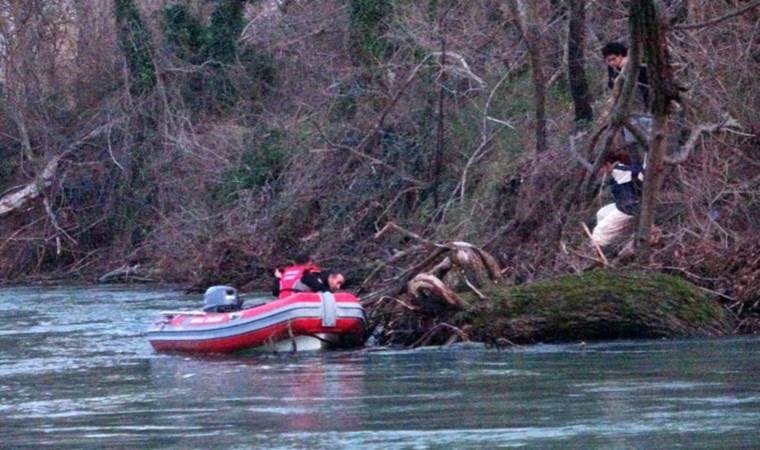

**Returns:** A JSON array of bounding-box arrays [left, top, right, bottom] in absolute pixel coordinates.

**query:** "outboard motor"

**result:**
[[203, 286, 242, 313]]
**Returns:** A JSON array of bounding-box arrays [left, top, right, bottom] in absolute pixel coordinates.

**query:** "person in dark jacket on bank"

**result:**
[[602, 41, 653, 156], [602, 41, 650, 108]]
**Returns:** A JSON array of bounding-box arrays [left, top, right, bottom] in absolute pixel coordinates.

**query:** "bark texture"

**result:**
[[566, 0, 593, 125], [510, 0, 548, 153], [630, 0, 681, 256]]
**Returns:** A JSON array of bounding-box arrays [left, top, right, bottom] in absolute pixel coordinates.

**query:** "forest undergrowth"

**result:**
[[0, 0, 758, 330]]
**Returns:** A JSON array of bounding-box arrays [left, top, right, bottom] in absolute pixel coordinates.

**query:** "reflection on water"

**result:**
[[1, 285, 760, 449], [148, 354, 366, 434]]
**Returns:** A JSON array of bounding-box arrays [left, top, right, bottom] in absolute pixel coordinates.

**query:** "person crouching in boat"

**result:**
[[296, 271, 345, 293], [272, 253, 321, 298]]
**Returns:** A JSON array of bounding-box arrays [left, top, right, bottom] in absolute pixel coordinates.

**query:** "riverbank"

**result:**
[[3, 261, 756, 345]]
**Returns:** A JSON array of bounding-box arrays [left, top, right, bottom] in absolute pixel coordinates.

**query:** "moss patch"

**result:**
[[463, 269, 732, 344]]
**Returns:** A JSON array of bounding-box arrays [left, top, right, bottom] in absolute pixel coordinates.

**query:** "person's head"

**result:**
[[326, 272, 345, 291], [602, 42, 628, 70], [601, 149, 631, 173], [293, 253, 312, 265]]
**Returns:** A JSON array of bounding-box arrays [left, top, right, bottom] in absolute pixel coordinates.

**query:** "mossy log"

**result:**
[[365, 237, 733, 347], [463, 270, 734, 345]]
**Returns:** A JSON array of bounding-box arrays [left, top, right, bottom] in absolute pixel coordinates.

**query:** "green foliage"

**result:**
[[206, 0, 247, 65], [201, 0, 247, 109], [349, 0, 394, 67], [161, 1, 275, 112], [163, 4, 208, 63], [238, 129, 285, 187], [0, 151, 15, 187], [239, 46, 277, 99], [328, 85, 359, 121], [215, 129, 286, 204], [114, 0, 156, 96]]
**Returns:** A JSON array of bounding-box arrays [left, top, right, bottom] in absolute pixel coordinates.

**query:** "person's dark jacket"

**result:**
[[609, 163, 644, 215], [272, 270, 331, 296], [272, 276, 281, 297], [298, 271, 331, 292], [608, 64, 650, 108]]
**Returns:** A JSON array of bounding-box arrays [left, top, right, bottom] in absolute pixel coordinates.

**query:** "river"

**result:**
[[1, 285, 758, 449]]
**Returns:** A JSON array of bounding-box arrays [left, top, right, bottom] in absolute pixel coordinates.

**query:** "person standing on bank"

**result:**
[[602, 41, 650, 108], [602, 41, 653, 161], [591, 150, 645, 248]]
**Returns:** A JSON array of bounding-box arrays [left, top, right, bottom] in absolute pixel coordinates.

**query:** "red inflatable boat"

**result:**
[[147, 291, 365, 353]]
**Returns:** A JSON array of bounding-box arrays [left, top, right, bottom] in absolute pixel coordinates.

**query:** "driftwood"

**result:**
[[407, 273, 466, 309], [392, 241, 501, 310], [369, 222, 502, 308], [0, 155, 64, 216], [98, 264, 157, 283], [364, 222, 506, 346], [364, 221, 733, 348], [0, 120, 117, 217]]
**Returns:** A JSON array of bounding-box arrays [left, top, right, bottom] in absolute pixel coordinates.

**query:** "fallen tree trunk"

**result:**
[[465, 270, 733, 345], [0, 121, 116, 217], [365, 227, 733, 347], [368, 268, 733, 347], [98, 264, 157, 283], [0, 155, 63, 216]]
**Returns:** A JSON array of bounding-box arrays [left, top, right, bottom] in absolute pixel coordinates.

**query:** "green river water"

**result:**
[[1, 285, 758, 449]]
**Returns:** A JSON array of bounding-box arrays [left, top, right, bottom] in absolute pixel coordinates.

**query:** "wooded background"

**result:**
[[0, 0, 757, 317]]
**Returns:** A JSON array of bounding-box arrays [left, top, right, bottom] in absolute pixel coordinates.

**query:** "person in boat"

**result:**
[[591, 150, 644, 248], [297, 270, 346, 293], [272, 253, 321, 298]]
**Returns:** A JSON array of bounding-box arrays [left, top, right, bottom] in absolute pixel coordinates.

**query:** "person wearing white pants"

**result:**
[[592, 202, 634, 247], [591, 152, 644, 247]]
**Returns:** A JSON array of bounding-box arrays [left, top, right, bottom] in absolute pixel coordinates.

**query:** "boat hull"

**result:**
[[147, 292, 365, 353]]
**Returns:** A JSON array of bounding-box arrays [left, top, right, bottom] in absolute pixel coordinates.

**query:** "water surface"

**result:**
[[1, 285, 758, 448]]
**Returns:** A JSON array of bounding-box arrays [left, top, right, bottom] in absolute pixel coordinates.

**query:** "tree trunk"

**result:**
[[510, 0, 548, 154], [630, 0, 681, 257], [348, 0, 393, 68], [433, 30, 446, 209], [566, 0, 593, 125]]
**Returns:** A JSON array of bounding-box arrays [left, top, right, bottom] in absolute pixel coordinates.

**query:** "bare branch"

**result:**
[[0, 154, 64, 216], [581, 222, 610, 267], [374, 221, 436, 247], [622, 117, 650, 147], [674, 1, 760, 30], [429, 51, 486, 87], [569, 131, 593, 171], [665, 117, 742, 164]]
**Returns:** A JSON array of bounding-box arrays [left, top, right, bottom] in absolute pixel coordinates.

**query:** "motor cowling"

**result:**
[[203, 286, 241, 313]]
